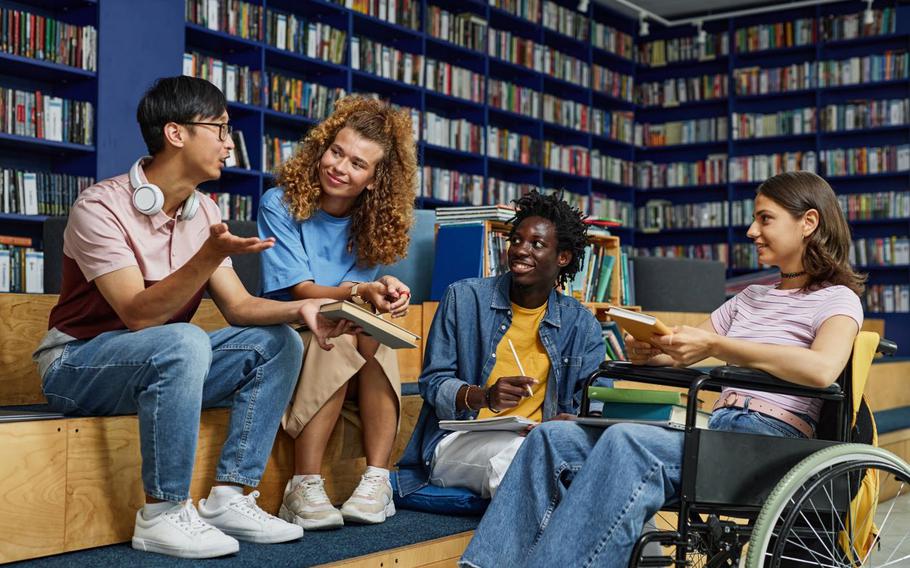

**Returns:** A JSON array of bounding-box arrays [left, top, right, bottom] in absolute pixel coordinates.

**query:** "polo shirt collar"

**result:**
[[492, 273, 562, 328]]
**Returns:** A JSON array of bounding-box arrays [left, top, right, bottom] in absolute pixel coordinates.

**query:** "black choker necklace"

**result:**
[[780, 270, 806, 279]]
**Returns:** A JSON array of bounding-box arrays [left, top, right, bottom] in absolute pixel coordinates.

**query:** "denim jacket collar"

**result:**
[[491, 273, 562, 330]]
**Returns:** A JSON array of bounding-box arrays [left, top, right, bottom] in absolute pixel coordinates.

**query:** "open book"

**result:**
[[317, 301, 419, 349], [606, 307, 671, 344], [439, 416, 537, 432]]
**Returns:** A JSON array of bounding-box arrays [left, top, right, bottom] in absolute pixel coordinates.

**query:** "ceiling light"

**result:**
[[639, 17, 649, 37], [577, 0, 589, 13], [696, 22, 706, 45], [863, 5, 875, 25]]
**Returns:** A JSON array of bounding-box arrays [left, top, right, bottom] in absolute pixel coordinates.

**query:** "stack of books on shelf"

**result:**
[[488, 28, 542, 71], [264, 11, 347, 65], [734, 62, 817, 96], [543, 142, 589, 176], [486, 179, 535, 205], [0, 235, 42, 293], [591, 152, 635, 186], [487, 79, 540, 118], [636, 73, 728, 107], [487, 126, 541, 166], [425, 59, 483, 103], [591, 21, 633, 60], [0, 7, 98, 71], [839, 191, 910, 222], [340, 0, 420, 30], [582, 387, 709, 429], [263, 134, 303, 173], [850, 236, 910, 267], [819, 51, 909, 87], [425, 7, 486, 52], [731, 242, 758, 270], [591, 109, 634, 144], [490, 0, 541, 23], [543, 95, 589, 132], [864, 285, 910, 314], [592, 64, 634, 102], [635, 117, 727, 147], [592, 195, 632, 227], [821, 145, 910, 177], [420, 167, 484, 205], [600, 320, 627, 361], [224, 131, 250, 170], [541, 48, 589, 87], [200, 192, 253, 221], [186, 0, 264, 41], [733, 18, 816, 53], [636, 33, 729, 66], [542, 1, 587, 41], [820, 7, 896, 41], [1, 169, 93, 216], [423, 112, 484, 154], [731, 107, 816, 139], [566, 236, 623, 304], [637, 200, 728, 232], [636, 244, 729, 266], [434, 205, 515, 227], [634, 155, 727, 190], [0, 88, 93, 145], [728, 151, 817, 182], [820, 99, 909, 132], [264, 73, 346, 120], [183, 52, 261, 105], [351, 37, 424, 86], [730, 199, 756, 226]]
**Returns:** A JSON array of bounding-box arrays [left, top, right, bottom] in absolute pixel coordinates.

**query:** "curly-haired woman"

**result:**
[[257, 96, 417, 529]]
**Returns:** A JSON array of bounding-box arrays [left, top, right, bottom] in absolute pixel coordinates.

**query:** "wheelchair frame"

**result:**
[[578, 337, 899, 568]]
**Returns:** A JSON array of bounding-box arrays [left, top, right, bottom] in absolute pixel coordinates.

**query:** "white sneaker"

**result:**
[[198, 490, 304, 544], [279, 477, 344, 530], [340, 472, 396, 524], [132, 499, 239, 559]]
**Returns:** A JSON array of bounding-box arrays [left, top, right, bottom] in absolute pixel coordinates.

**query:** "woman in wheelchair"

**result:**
[[459, 171, 871, 568]]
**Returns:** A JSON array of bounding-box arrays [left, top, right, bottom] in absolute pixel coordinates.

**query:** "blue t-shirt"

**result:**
[[258, 187, 378, 301]]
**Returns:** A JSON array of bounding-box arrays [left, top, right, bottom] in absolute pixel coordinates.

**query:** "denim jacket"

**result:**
[[395, 274, 607, 497]]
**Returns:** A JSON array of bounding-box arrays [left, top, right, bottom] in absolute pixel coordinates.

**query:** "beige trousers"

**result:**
[[282, 331, 402, 440]]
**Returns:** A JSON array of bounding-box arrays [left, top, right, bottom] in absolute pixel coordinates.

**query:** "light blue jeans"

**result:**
[[460, 405, 807, 568], [41, 323, 303, 501]]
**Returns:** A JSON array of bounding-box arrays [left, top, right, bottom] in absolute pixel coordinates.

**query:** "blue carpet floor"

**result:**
[[12, 510, 480, 567]]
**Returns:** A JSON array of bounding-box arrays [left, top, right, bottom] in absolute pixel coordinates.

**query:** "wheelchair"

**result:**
[[579, 331, 910, 568]]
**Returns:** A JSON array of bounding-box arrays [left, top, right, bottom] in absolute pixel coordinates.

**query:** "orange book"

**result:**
[[607, 307, 672, 344], [0, 235, 33, 247]]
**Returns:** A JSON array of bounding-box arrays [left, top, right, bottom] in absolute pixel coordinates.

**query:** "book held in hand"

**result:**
[[317, 300, 419, 349], [607, 306, 672, 344], [439, 416, 537, 432]]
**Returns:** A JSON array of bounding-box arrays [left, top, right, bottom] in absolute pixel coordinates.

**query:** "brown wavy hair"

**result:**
[[277, 96, 417, 267], [756, 171, 866, 295]]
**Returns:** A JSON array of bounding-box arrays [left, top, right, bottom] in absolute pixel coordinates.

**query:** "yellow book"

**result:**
[[606, 306, 672, 344], [317, 300, 419, 349]]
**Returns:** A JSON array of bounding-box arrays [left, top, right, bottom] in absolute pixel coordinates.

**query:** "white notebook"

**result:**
[[439, 416, 537, 432]]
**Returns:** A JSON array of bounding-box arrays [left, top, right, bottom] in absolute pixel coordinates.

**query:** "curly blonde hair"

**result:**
[[277, 96, 417, 267]]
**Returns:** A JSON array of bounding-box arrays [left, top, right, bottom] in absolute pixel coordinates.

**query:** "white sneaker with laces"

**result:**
[[198, 490, 304, 543], [132, 499, 239, 559], [340, 471, 396, 524], [279, 477, 344, 530]]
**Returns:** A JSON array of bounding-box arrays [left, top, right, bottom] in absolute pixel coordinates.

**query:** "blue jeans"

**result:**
[[41, 323, 303, 501], [460, 406, 806, 568]]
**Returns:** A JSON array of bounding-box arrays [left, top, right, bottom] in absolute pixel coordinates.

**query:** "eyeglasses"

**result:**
[[181, 121, 233, 141]]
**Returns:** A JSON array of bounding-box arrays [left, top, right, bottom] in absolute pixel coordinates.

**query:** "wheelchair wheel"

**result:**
[[745, 444, 910, 567]]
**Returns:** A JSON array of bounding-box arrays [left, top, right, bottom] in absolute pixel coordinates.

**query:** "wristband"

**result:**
[[485, 388, 501, 413], [462, 385, 474, 411]]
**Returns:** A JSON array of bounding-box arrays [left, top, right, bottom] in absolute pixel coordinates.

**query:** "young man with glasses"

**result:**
[[34, 76, 349, 559]]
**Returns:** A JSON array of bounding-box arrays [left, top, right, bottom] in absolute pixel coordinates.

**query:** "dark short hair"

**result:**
[[136, 76, 227, 154], [510, 189, 589, 287]]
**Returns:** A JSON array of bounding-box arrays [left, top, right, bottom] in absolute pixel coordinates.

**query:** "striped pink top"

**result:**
[[710, 284, 864, 421]]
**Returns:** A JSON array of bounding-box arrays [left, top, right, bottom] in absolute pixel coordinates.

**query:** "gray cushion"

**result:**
[[631, 256, 726, 313]]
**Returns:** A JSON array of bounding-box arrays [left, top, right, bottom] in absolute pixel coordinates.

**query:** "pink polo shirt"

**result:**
[[33, 162, 230, 376]]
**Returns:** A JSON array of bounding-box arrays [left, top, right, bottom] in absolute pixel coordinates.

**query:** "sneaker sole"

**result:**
[[131, 536, 239, 558], [217, 523, 304, 544], [341, 500, 396, 525], [279, 503, 344, 531]]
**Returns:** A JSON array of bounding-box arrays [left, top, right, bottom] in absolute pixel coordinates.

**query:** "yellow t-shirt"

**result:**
[[477, 302, 551, 423]]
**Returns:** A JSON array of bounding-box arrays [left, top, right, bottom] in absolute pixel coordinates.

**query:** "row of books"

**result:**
[[264, 12, 346, 65], [423, 112, 484, 155], [338, 0, 420, 30], [863, 285, 910, 314], [0, 88, 93, 145], [486, 178, 534, 206], [488, 27, 540, 70], [592, 64, 635, 103], [425, 59, 484, 104], [200, 192, 253, 221], [592, 110, 634, 145], [850, 236, 910, 267], [0, 8, 97, 71], [486, 231, 509, 277], [0, 241, 42, 293], [636, 33, 729, 67], [542, 142, 589, 176], [730, 199, 756, 227], [820, 145, 910, 177], [600, 321, 628, 362], [490, 0, 541, 24], [637, 200, 728, 232], [636, 73, 728, 108], [264, 74, 345, 121], [733, 18, 817, 53], [262, 134, 302, 173], [425, 7, 486, 53], [540, 48, 590, 87], [731, 108, 817, 140], [734, 62, 816, 96], [634, 117, 728, 148], [434, 204, 514, 226], [350, 36, 423, 86], [729, 151, 818, 183], [592, 21, 634, 60], [543, 95, 589, 133], [592, 195, 633, 226], [488, 79, 540, 118], [185, 0, 264, 41], [839, 191, 910, 222], [486, 126, 541, 166], [566, 237, 620, 303], [419, 167, 484, 205], [820, 8, 896, 41], [0, 169, 93, 216], [635, 243, 729, 266], [542, 1, 588, 42], [818, 51, 909, 87], [635, 155, 727, 190], [732, 242, 761, 270], [590, 151, 634, 186], [583, 386, 711, 429], [547, 187, 588, 213], [182, 52, 262, 106], [820, 99, 909, 132], [224, 131, 251, 170]]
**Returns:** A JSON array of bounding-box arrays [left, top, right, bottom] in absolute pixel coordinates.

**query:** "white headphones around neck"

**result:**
[[129, 156, 199, 220]]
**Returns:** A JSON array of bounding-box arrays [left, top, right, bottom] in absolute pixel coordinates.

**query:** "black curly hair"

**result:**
[[510, 189, 589, 287]]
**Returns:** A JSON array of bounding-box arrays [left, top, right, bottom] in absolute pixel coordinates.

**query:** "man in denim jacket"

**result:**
[[396, 191, 607, 501]]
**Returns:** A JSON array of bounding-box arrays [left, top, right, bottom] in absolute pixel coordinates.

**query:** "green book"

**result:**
[[588, 387, 684, 406], [594, 254, 615, 303]]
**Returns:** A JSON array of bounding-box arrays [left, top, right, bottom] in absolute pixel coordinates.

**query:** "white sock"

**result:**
[[142, 500, 181, 520], [205, 485, 244, 510], [364, 466, 390, 479], [292, 474, 322, 488]]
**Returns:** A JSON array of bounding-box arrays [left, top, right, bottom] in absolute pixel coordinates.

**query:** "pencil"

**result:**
[[507, 339, 535, 398]]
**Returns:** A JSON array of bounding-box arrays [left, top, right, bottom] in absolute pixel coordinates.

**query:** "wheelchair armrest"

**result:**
[[879, 338, 898, 357], [596, 360, 710, 390], [709, 366, 842, 400]]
